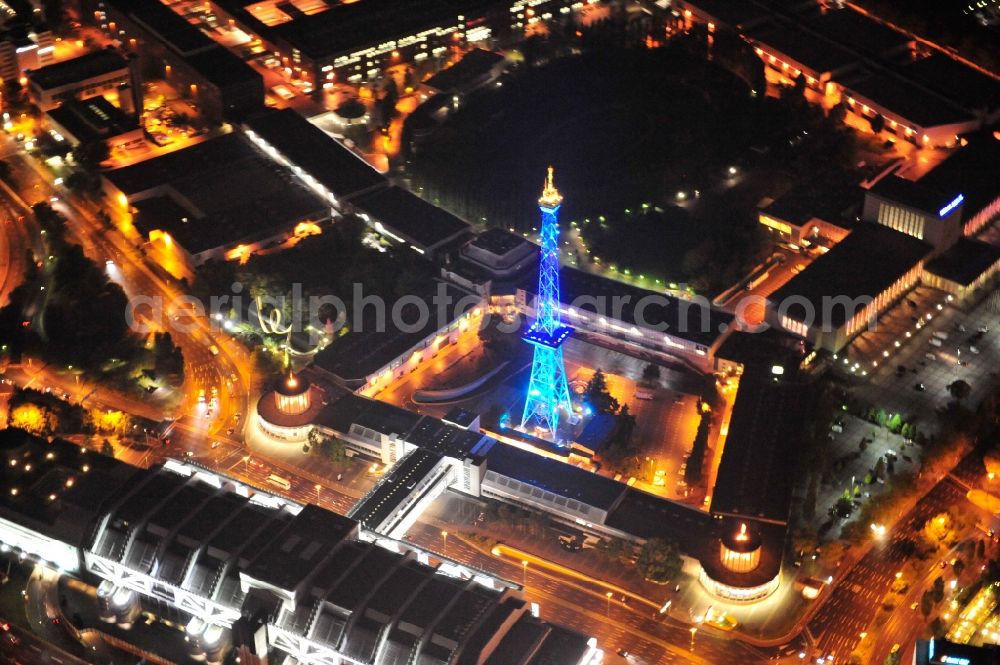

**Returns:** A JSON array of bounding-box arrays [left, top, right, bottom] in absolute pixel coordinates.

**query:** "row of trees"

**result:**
[[7, 387, 132, 437], [586, 370, 638, 457]]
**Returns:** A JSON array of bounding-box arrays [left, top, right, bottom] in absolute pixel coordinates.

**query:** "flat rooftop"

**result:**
[[353, 186, 471, 251], [603, 487, 713, 556], [709, 371, 810, 524], [108, 0, 262, 94], [924, 238, 1000, 287], [901, 53, 1000, 115], [679, 0, 772, 28], [315, 392, 422, 439], [47, 96, 138, 144], [350, 449, 443, 529], [244, 108, 388, 201], [246, 504, 357, 591], [0, 429, 138, 540], [405, 416, 495, 459], [110, 0, 215, 55], [216, 0, 490, 61], [424, 48, 504, 93], [917, 133, 1000, 221], [747, 19, 859, 74], [106, 132, 328, 253], [868, 174, 958, 216], [763, 170, 862, 227], [310, 282, 476, 382], [485, 443, 626, 512], [555, 267, 734, 348], [468, 227, 534, 257], [769, 223, 931, 327], [840, 68, 973, 128], [28, 49, 127, 91], [800, 6, 910, 59]]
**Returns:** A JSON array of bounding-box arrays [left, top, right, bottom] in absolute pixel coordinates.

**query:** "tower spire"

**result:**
[[539, 166, 562, 208], [521, 168, 573, 441]]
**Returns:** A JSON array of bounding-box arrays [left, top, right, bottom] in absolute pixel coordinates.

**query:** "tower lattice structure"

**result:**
[[520, 167, 573, 440]]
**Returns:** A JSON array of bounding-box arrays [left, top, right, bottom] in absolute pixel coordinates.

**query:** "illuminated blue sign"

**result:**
[[941, 657, 971, 665], [939, 194, 964, 218]]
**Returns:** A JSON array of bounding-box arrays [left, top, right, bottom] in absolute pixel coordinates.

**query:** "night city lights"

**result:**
[[0, 1, 998, 665]]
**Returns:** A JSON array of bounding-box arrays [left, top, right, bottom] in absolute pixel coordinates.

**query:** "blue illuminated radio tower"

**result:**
[[521, 167, 573, 440]]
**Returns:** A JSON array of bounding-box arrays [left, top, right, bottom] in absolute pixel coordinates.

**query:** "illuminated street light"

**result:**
[[605, 591, 612, 617], [521, 560, 528, 587], [441, 530, 448, 558]]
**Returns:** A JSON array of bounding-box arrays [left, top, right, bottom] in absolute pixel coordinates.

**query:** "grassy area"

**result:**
[[0, 556, 33, 629], [408, 44, 855, 293]]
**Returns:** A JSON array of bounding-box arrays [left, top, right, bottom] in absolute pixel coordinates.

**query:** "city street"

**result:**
[[404, 519, 769, 665], [807, 450, 988, 663], [0, 138, 254, 444]]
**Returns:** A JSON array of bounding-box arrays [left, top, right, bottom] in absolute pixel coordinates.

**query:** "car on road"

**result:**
[[914, 383, 925, 392], [210, 441, 220, 449], [970, 346, 980, 354], [891, 644, 900, 654]]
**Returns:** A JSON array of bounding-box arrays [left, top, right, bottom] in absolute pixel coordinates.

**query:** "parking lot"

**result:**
[[849, 290, 1000, 432]]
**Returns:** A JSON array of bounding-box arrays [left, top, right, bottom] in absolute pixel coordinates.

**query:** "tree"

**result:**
[[635, 538, 682, 583], [610, 404, 637, 452], [835, 496, 854, 518], [869, 113, 885, 135], [310, 428, 349, 466], [585, 370, 619, 415], [923, 512, 956, 550], [684, 412, 711, 484], [977, 540, 987, 560], [887, 413, 902, 433], [152, 332, 184, 382], [884, 651, 901, 665], [932, 576, 945, 603], [72, 141, 110, 170], [100, 439, 114, 458], [953, 558, 965, 578], [599, 536, 629, 562], [948, 380, 972, 401], [920, 590, 933, 617], [9, 403, 57, 435], [829, 102, 847, 124], [874, 456, 886, 481], [641, 363, 660, 383]]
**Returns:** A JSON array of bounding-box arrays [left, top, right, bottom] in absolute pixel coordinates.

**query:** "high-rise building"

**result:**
[[521, 167, 573, 441]]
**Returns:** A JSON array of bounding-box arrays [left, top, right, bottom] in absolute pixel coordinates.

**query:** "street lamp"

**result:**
[[689, 626, 697, 648], [315, 483, 321, 503], [605, 591, 612, 617], [242, 456, 249, 474], [441, 530, 448, 557], [521, 560, 528, 587]]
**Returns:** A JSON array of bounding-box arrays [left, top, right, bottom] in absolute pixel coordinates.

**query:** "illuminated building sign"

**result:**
[[939, 194, 964, 218], [940, 657, 970, 665]]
